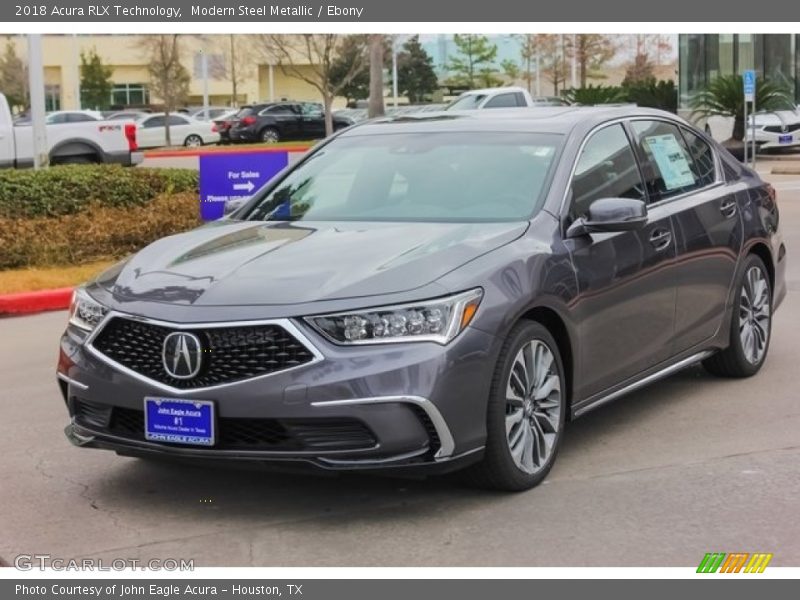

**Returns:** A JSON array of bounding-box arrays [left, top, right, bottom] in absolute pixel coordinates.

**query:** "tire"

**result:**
[[466, 320, 567, 491], [53, 154, 97, 165], [260, 127, 280, 143], [184, 134, 203, 148], [703, 254, 772, 378]]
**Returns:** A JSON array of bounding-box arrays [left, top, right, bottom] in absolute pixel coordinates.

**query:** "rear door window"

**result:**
[[680, 128, 717, 187], [630, 120, 704, 201], [484, 93, 518, 109]]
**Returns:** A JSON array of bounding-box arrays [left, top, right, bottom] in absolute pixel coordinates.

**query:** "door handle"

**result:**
[[720, 199, 738, 218], [649, 228, 672, 251]]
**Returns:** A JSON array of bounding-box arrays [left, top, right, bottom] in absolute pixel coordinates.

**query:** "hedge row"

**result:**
[[0, 192, 201, 270], [0, 165, 198, 219]]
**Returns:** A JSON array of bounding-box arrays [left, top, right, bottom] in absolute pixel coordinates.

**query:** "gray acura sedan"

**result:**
[[58, 107, 786, 491]]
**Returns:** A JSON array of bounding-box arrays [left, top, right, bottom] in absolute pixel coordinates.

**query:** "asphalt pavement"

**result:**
[[1, 170, 799, 567]]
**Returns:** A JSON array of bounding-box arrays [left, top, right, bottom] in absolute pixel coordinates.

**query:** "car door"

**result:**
[[167, 115, 191, 145], [138, 116, 166, 148], [261, 104, 300, 139], [629, 119, 743, 352], [299, 102, 326, 138], [563, 122, 678, 400]]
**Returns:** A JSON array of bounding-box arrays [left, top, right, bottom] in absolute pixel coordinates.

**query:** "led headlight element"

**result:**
[[68, 288, 108, 331], [306, 288, 483, 345]]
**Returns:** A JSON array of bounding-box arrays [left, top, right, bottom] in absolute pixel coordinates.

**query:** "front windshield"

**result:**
[[243, 131, 561, 223], [446, 94, 486, 110]]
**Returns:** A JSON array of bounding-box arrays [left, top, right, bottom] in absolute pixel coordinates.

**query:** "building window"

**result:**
[[762, 35, 794, 91], [679, 34, 705, 106], [110, 83, 150, 108], [45, 85, 61, 111]]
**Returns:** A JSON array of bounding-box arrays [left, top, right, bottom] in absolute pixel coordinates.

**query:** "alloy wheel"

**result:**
[[739, 265, 771, 364], [505, 340, 562, 474]]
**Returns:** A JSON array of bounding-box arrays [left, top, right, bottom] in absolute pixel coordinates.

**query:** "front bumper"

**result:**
[[750, 130, 800, 150], [57, 313, 498, 473]]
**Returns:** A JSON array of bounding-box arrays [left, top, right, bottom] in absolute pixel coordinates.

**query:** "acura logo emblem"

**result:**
[[162, 332, 203, 379]]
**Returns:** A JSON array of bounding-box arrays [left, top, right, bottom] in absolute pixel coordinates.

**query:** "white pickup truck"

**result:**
[[0, 93, 142, 168], [446, 87, 570, 110]]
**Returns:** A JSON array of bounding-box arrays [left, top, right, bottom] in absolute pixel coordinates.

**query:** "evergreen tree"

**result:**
[[80, 48, 113, 110], [0, 39, 28, 111], [329, 34, 370, 105], [397, 35, 438, 103], [446, 34, 498, 89]]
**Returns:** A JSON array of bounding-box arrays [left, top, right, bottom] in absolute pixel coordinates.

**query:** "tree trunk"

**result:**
[[368, 34, 385, 119], [230, 35, 238, 107], [165, 109, 172, 147], [323, 93, 334, 137]]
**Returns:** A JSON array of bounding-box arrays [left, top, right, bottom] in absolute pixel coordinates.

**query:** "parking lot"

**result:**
[[1, 168, 799, 568]]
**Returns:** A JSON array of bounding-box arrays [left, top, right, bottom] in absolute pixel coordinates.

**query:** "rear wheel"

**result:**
[[260, 127, 280, 143], [466, 321, 566, 491], [184, 134, 203, 147], [703, 254, 772, 377]]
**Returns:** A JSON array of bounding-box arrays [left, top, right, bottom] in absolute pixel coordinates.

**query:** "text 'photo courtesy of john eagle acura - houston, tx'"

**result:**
[[57, 106, 786, 491]]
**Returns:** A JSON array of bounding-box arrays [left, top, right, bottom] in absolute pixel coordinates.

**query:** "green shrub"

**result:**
[[624, 78, 678, 113], [0, 165, 198, 218], [564, 84, 627, 105], [0, 192, 201, 269]]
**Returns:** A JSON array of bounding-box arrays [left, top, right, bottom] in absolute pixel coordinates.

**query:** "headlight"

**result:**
[[68, 288, 108, 331], [306, 288, 483, 345]]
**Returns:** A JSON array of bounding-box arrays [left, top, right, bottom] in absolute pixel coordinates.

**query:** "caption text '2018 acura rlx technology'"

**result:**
[[58, 107, 786, 491]]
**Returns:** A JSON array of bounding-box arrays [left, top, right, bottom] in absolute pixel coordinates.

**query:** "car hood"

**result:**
[[753, 110, 800, 126], [98, 220, 528, 306]]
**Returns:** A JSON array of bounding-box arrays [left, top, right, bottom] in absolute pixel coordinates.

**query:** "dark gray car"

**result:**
[[58, 107, 787, 491]]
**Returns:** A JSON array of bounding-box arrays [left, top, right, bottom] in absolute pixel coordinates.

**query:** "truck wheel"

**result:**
[[53, 155, 97, 165], [260, 127, 280, 143]]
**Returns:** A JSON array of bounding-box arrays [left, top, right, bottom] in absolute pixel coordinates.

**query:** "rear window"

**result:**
[[235, 106, 256, 118], [243, 131, 562, 223], [447, 94, 486, 110]]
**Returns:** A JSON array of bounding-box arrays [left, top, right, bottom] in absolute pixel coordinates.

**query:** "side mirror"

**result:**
[[566, 197, 648, 237]]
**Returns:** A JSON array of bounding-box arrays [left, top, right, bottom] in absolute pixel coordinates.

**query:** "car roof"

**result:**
[[458, 87, 529, 96], [337, 106, 687, 137]]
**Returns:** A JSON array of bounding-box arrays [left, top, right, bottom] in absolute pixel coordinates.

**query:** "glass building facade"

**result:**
[[679, 34, 800, 107]]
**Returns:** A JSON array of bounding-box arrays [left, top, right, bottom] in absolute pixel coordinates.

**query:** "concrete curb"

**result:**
[[771, 166, 800, 175], [144, 145, 312, 158], [0, 287, 73, 316]]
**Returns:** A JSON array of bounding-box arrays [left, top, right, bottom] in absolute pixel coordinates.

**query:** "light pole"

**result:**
[[391, 36, 399, 108], [27, 34, 48, 169]]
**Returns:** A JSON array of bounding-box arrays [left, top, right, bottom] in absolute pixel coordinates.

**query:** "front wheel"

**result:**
[[466, 321, 566, 491], [703, 254, 772, 377]]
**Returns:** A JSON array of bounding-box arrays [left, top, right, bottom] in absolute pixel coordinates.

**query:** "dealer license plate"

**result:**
[[144, 397, 215, 446]]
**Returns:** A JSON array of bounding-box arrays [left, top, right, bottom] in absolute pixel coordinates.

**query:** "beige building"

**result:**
[[6, 34, 326, 111]]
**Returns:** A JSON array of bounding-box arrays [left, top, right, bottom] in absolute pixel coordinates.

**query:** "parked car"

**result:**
[[106, 110, 149, 121], [210, 109, 240, 145], [14, 109, 104, 125], [0, 93, 141, 166], [228, 101, 353, 143], [189, 106, 234, 121], [446, 86, 538, 110], [702, 109, 800, 152], [59, 107, 785, 491], [134, 112, 220, 148]]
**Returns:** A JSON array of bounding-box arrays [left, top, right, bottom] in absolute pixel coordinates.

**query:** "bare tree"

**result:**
[[138, 35, 190, 146], [573, 35, 617, 88], [534, 34, 569, 95], [259, 34, 367, 136], [517, 34, 537, 94], [367, 34, 385, 118]]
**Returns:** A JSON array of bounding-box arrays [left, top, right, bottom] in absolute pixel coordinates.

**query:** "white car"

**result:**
[[134, 112, 220, 148], [446, 87, 537, 110], [705, 110, 800, 151]]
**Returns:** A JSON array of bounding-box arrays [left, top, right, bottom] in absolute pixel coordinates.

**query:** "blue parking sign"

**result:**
[[743, 69, 756, 101], [199, 152, 289, 221]]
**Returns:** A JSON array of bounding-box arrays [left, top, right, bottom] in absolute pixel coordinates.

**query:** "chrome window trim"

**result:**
[[559, 115, 724, 220], [310, 395, 456, 460], [84, 310, 325, 396]]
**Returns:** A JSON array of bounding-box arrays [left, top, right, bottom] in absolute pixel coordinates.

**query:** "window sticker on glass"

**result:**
[[644, 134, 696, 191]]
